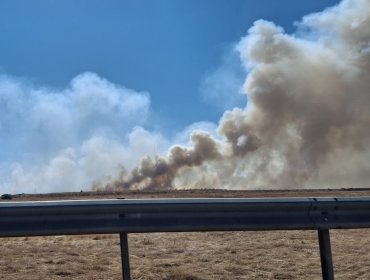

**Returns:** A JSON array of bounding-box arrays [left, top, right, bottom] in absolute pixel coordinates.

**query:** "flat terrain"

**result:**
[[1, 189, 370, 279]]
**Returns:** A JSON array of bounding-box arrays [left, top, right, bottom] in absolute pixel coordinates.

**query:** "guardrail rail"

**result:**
[[2, 197, 370, 279]]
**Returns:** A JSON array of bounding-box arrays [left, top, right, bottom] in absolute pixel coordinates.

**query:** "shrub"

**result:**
[[1, 194, 12, 200]]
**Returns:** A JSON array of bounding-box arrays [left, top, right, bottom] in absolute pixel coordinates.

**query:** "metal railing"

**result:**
[[2, 197, 370, 279]]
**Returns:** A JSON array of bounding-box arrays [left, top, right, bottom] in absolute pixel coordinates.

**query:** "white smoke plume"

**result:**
[[0, 73, 172, 193], [104, 0, 370, 190]]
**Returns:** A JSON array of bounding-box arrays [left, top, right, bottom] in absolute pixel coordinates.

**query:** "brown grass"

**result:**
[[1, 189, 370, 279]]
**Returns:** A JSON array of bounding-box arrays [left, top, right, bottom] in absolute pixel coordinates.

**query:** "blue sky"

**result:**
[[0, 0, 339, 130], [3, 0, 357, 193]]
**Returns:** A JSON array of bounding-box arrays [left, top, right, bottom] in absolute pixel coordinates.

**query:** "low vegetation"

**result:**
[[1, 194, 12, 200]]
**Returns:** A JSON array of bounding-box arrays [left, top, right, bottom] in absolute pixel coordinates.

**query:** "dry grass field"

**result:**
[[1, 189, 370, 279]]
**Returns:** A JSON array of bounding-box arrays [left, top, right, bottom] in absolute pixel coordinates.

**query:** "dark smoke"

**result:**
[[102, 132, 222, 190]]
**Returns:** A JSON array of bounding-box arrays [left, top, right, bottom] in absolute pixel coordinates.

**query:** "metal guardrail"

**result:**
[[1, 197, 370, 279]]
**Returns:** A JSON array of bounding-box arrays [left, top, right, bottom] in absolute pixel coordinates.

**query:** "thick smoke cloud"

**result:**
[[2, 0, 370, 193], [106, 0, 370, 190]]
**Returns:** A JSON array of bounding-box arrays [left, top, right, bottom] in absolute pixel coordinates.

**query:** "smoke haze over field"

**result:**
[[1, 0, 370, 193]]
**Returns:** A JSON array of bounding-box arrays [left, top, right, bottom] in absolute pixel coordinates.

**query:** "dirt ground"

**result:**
[[1, 189, 370, 279]]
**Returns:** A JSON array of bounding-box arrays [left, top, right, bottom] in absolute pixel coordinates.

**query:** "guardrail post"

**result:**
[[318, 229, 334, 280], [120, 233, 131, 280]]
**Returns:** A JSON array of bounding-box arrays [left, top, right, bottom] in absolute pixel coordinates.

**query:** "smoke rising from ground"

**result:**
[[2, 0, 370, 193], [104, 0, 370, 190], [0, 72, 218, 193]]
